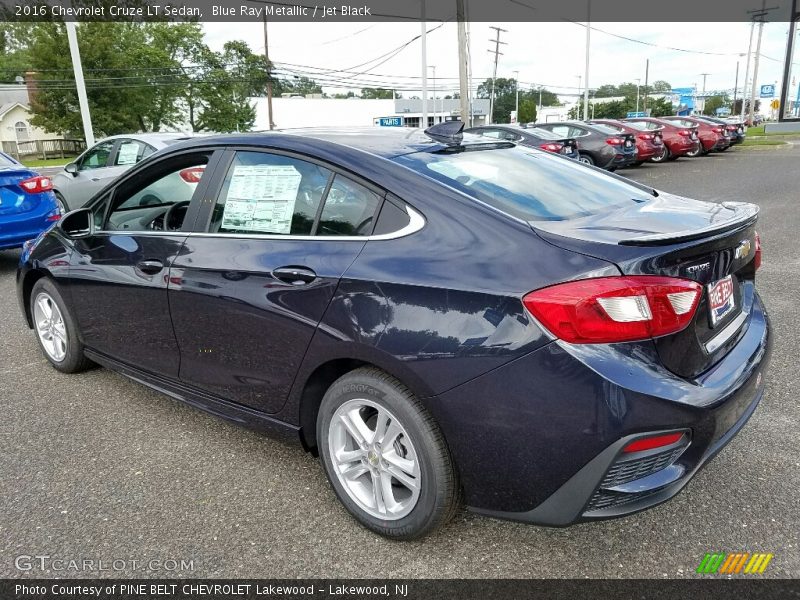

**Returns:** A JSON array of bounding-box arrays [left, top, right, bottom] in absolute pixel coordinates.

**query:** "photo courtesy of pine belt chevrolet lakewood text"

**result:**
[[17, 122, 771, 539]]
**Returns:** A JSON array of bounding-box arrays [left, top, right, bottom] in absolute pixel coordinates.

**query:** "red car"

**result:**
[[662, 116, 731, 156], [588, 119, 664, 164], [624, 117, 700, 162]]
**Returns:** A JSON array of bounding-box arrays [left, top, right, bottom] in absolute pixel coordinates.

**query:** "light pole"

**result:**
[[583, 0, 591, 125], [65, 22, 94, 147], [513, 70, 519, 122], [429, 65, 437, 124], [635, 78, 641, 113], [576, 75, 582, 119]]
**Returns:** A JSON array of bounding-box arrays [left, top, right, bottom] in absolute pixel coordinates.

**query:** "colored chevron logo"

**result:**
[[696, 552, 774, 574]]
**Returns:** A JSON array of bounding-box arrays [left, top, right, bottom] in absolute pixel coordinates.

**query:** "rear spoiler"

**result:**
[[618, 202, 759, 246]]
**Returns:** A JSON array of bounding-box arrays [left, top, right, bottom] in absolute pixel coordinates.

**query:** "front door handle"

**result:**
[[136, 259, 164, 275], [272, 266, 317, 285]]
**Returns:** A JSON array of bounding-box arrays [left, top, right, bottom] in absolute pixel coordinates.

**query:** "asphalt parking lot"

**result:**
[[1, 144, 798, 579]]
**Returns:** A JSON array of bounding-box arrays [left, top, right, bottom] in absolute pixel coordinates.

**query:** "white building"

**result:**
[[252, 97, 490, 130]]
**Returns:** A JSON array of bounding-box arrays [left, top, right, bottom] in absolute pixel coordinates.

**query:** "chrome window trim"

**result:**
[[705, 311, 748, 354], [95, 204, 425, 242]]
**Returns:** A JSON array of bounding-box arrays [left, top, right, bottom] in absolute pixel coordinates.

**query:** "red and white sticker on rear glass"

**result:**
[[707, 275, 735, 326]]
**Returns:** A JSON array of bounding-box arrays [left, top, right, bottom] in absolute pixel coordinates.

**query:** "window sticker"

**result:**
[[116, 142, 140, 166], [221, 164, 302, 234]]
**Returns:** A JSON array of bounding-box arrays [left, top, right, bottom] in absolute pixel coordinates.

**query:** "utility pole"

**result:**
[[741, 20, 756, 121], [643, 58, 649, 112], [733, 59, 741, 115], [456, 0, 471, 126], [583, 0, 591, 123], [421, 2, 428, 129], [748, 1, 778, 125], [65, 22, 94, 147], [699, 73, 710, 114], [488, 26, 507, 125], [513, 70, 519, 122], [262, 13, 274, 129], [576, 75, 582, 119], [635, 78, 641, 113]]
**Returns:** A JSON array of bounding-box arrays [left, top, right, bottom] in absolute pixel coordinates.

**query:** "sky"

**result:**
[[202, 21, 797, 100]]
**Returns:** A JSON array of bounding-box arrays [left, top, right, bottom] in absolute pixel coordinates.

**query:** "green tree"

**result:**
[[651, 80, 672, 93], [518, 98, 537, 124], [477, 78, 559, 123], [360, 87, 396, 99], [702, 94, 730, 116]]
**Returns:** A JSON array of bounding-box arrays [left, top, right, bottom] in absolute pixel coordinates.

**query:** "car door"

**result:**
[[168, 149, 384, 413], [59, 139, 117, 208], [67, 149, 218, 378]]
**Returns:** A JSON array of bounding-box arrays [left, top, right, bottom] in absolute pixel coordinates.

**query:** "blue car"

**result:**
[[0, 152, 61, 250], [16, 123, 771, 539]]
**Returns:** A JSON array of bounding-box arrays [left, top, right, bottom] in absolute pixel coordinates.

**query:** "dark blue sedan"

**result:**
[[16, 123, 771, 539], [0, 152, 61, 250]]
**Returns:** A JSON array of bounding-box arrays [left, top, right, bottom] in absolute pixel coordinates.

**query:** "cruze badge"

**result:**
[[686, 262, 711, 275], [735, 240, 752, 260]]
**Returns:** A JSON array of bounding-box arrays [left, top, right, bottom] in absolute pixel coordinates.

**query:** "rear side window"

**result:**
[[395, 146, 653, 222], [208, 151, 383, 237]]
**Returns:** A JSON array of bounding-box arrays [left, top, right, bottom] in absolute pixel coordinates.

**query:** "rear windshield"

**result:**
[[526, 127, 561, 140], [0, 153, 19, 167], [588, 123, 620, 135], [624, 121, 652, 132], [394, 146, 653, 222], [666, 119, 695, 128]]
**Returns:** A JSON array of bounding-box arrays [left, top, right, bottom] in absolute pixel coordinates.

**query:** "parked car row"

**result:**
[[465, 115, 745, 172]]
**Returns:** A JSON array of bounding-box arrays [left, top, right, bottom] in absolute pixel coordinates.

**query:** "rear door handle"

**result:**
[[136, 259, 164, 275], [272, 266, 317, 285]]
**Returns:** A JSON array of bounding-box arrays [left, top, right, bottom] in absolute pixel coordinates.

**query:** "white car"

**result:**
[[53, 133, 196, 211]]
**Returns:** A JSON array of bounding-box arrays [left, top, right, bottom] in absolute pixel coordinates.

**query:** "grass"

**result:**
[[19, 157, 75, 168], [740, 138, 790, 146], [746, 125, 800, 136]]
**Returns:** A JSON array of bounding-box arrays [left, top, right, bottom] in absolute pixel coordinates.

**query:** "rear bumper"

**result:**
[[0, 217, 54, 249], [667, 139, 698, 156], [429, 292, 772, 526]]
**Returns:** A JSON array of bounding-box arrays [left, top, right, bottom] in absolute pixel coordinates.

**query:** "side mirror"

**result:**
[[58, 208, 93, 239], [64, 163, 78, 176]]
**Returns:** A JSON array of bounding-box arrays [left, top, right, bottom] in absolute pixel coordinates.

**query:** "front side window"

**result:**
[[105, 153, 210, 232], [79, 141, 115, 171]]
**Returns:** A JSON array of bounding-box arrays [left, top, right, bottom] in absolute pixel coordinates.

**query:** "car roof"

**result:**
[[172, 127, 499, 159], [96, 132, 202, 148]]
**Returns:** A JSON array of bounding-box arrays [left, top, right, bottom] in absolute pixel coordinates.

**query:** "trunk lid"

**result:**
[[0, 167, 43, 216], [531, 193, 760, 379]]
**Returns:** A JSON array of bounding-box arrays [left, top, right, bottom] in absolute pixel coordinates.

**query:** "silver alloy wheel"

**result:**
[[578, 154, 593, 165], [328, 398, 421, 520], [54, 193, 67, 216], [33, 292, 68, 362]]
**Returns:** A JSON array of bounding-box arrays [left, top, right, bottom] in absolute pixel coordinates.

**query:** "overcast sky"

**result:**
[[203, 21, 797, 99]]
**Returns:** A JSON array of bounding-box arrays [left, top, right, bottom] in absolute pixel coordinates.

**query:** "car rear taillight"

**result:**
[[638, 133, 654, 140], [677, 129, 692, 137], [19, 175, 53, 194], [605, 137, 625, 145], [712, 126, 724, 133], [754, 231, 762, 271], [623, 432, 686, 453], [522, 276, 703, 344], [179, 166, 205, 183], [539, 142, 563, 153]]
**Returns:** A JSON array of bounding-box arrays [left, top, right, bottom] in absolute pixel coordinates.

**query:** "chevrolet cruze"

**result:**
[[17, 123, 771, 539]]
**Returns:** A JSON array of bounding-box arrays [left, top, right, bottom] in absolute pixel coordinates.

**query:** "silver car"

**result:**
[[52, 133, 196, 211]]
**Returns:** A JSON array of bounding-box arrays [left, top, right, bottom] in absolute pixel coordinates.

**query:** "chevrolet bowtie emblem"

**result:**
[[735, 239, 752, 260]]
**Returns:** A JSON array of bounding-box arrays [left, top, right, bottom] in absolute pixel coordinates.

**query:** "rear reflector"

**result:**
[[623, 432, 685, 453], [523, 276, 702, 344], [19, 175, 53, 194]]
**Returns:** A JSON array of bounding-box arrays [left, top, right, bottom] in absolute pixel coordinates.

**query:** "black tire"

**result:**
[[650, 145, 669, 163], [317, 367, 460, 539], [29, 278, 93, 373], [632, 161, 645, 167], [54, 191, 69, 214], [577, 153, 595, 166]]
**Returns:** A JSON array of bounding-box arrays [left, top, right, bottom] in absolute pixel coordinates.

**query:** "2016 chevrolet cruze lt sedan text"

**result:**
[[17, 123, 771, 539]]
